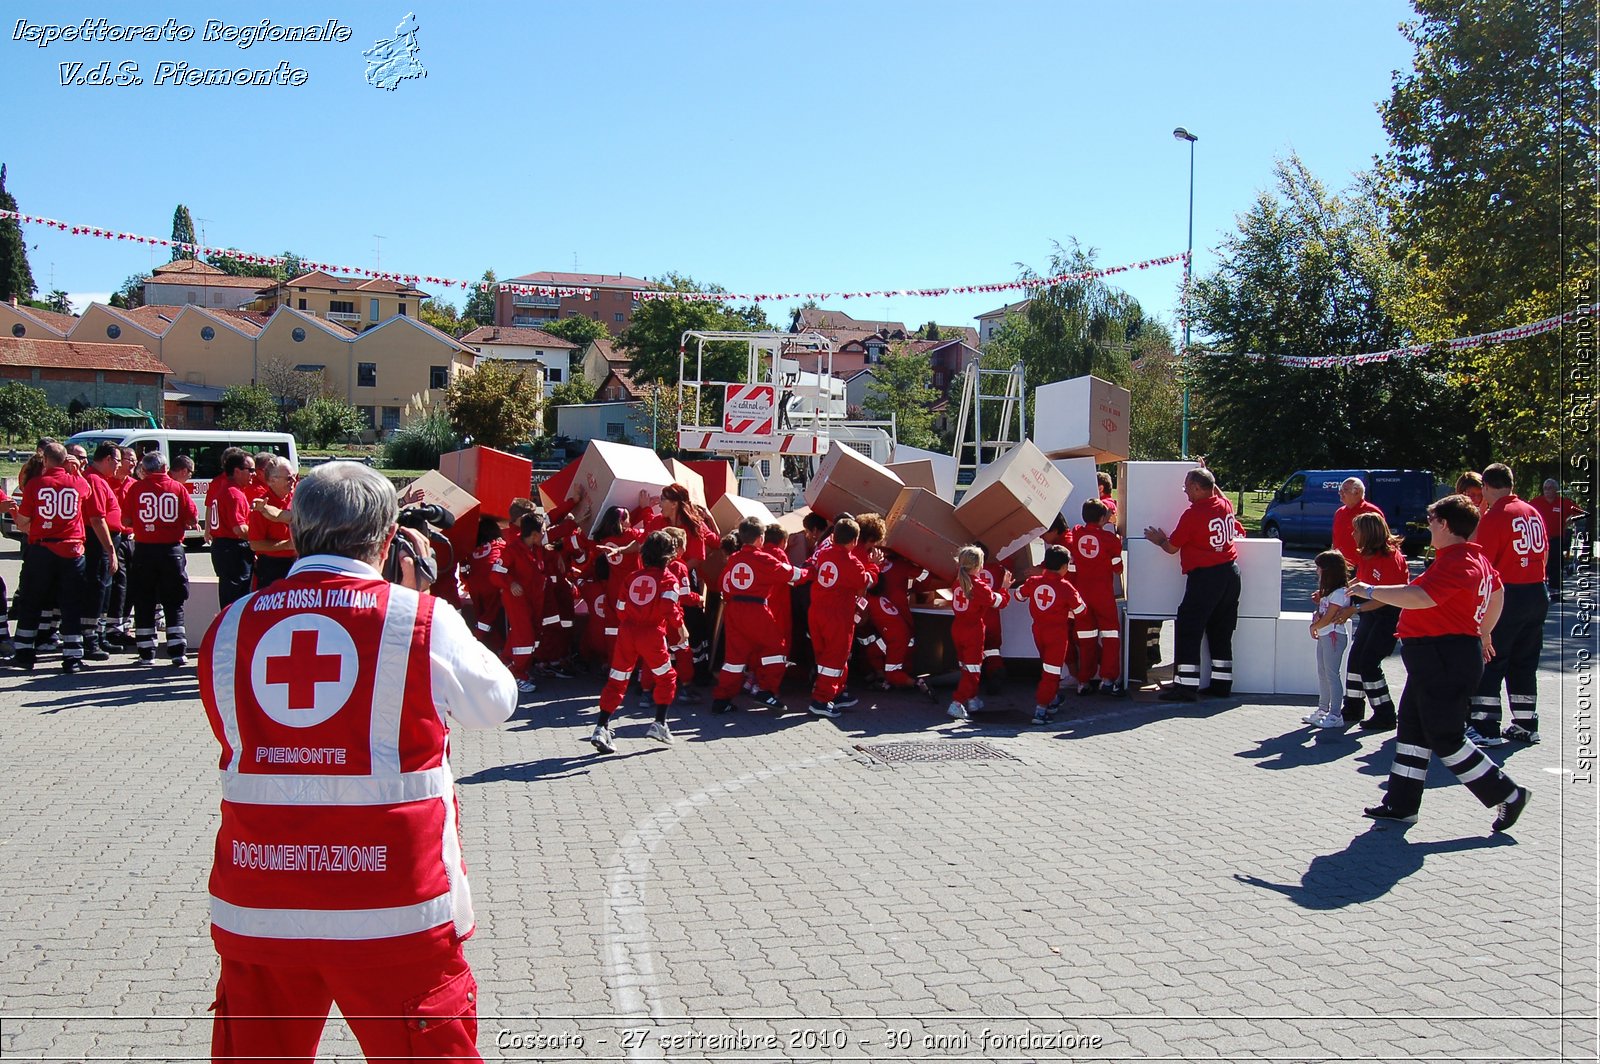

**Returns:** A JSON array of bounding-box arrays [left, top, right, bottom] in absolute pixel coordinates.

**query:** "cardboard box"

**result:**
[[569, 440, 674, 537], [1051, 456, 1098, 528], [534, 458, 579, 513], [774, 506, 812, 537], [953, 439, 1071, 561], [892, 444, 959, 501], [1124, 537, 1185, 616], [804, 442, 905, 520], [399, 470, 484, 570], [438, 446, 532, 520], [1274, 612, 1321, 696], [884, 486, 970, 583], [684, 459, 737, 508], [663, 458, 708, 512], [710, 492, 777, 536], [1033, 374, 1131, 463], [1118, 460, 1201, 541], [1235, 537, 1284, 618], [887, 459, 938, 494]]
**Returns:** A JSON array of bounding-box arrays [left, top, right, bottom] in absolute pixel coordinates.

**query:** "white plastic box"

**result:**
[[1199, 616, 1277, 694], [1051, 456, 1099, 529], [1274, 611, 1322, 696], [1125, 537, 1186, 616], [1235, 537, 1284, 618], [1032, 375, 1131, 462], [1117, 460, 1201, 542]]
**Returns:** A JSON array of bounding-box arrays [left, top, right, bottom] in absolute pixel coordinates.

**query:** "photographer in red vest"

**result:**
[[200, 461, 516, 1062]]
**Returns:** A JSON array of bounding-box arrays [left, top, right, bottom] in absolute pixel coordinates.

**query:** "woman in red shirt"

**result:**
[[1342, 512, 1409, 729], [1350, 495, 1529, 832]]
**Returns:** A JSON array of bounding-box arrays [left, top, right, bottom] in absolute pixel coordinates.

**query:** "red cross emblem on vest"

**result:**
[[267, 629, 345, 711], [817, 561, 839, 588], [729, 562, 755, 591], [628, 573, 658, 606], [1078, 535, 1100, 559], [1033, 584, 1057, 611], [251, 615, 360, 727]]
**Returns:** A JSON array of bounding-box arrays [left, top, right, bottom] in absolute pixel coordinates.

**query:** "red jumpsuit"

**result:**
[[763, 541, 798, 663], [1017, 570, 1088, 706], [808, 543, 877, 705], [715, 544, 798, 698], [952, 572, 1007, 707], [1071, 523, 1124, 683], [492, 535, 543, 675], [642, 559, 698, 696], [465, 538, 503, 643], [599, 528, 645, 640], [863, 552, 924, 687], [980, 560, 1010, 678], [599, 566, 680, 713]]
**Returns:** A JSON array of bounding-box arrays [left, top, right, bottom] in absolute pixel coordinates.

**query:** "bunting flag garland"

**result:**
[[1213, 311, 1576, 369]]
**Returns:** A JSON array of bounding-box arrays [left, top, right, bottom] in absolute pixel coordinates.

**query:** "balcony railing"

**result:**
[[511, 314, 557, 327], [327, 311, 360, 323], [513, 294, 562, 309]]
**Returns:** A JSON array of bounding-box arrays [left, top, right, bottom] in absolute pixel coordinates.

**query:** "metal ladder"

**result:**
[[949, 360, 1027, 501]]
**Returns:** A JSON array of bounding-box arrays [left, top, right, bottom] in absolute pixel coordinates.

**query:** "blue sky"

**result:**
[[2, 0, 1417, 336]]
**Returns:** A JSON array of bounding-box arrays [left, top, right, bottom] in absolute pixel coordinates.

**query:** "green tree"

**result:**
[[218, 384, 281, 431], [617, 272, 771, 386], [446, 358, 543, 450], [0, 381, 57, 442], [109, 273, 144, 309], [1378, 0, 1595, 469], [287, 396, 367, 448], [538, 315, 609, 347], [170, 204, 197, 259], [418, 298, 461, 337], [547, 370, 597, 433], [257, 358, 324, 417], [0, 164, 37, 304], [864, 343, 940, 449], [461, 269, 497, 326], [1125, 326, 1183, 461], [44, 290, 72, 315], [382, 392, 459, 470], [1189, 156, 1464, 487]]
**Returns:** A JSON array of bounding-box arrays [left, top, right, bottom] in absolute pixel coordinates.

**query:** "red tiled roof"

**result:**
[[507, 270, 655, 290], [0, 336, 172, 375], [796, 308, 909, 336], [115, 305, 182, 333], [151, 258, 226, 276], [148, 271, 278, 289], [597, 366, 641, 399], [204, 308, 270, 336], [9, 305, 79, 335], [588, 337, 626, 365], [273, 271, 427, 297], [460, 325, 580, 349]]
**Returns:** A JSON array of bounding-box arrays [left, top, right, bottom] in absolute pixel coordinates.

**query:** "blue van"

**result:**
[[1260, 469, 1436, 556]]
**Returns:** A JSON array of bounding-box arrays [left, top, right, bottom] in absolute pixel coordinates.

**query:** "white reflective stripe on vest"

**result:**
[[211, 893, 454, 940], [369, 586, 419, 774], [222, 766, 450, 806], [211, 595, 250, 769]]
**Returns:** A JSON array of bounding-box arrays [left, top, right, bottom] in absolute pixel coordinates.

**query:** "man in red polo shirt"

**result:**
[[75, 442, 124, 661], [3, 441, 99, 673], [127, 451, 200, 665], [207, 448, 256, 607], [1468, 463, 1549, 745], [1332, 477, 1384, 567], [1144, 467, 1244, 701], [247, 456, 297, 593], [1530, 478, 1584, 598]]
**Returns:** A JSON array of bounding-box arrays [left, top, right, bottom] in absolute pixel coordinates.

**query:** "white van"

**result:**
[[6, 429, 298, 542]]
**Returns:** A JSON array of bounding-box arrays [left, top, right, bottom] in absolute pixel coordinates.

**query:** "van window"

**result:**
[[1280, 473, 1306, 502]]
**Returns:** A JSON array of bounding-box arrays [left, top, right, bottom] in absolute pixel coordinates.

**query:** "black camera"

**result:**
[[384, 504, 454, 585]]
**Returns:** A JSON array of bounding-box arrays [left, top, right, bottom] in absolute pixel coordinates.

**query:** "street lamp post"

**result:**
[[1173, 126, 1197, 459]]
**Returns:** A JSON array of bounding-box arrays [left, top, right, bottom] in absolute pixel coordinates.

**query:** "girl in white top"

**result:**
[[1305, 551, 1358, 728]]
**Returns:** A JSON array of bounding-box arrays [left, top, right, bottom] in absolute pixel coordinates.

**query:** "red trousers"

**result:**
[[1033, 626, 1070, 706], [714, 606, 785, 698], [809, 604, 855, 703], [211, 946, 479, 1063], [1076, 592, 1121, 682], [499, 591, 537, 673], [535, 580, 572, 662], [468, 590, 500, 645], [863, 596, 915, 687], [982, 606, 1005, 674], [952, 624, 987, 705], [600, 627, 675, 713], [643, 640, 694, 696]]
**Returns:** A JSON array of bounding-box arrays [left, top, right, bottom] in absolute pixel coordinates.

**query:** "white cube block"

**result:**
[[1051, 456, 1100, 528], [1235, 537, 1283, 618], [1125, 538, 1185, 616], [1118, 460, 1201, 541], [1200, 616, 1277, 694], [1274, 612, 1321, 695], [998, 595, 1038, 658]]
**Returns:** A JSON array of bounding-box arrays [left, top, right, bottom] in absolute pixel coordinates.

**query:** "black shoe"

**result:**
[[103, 630, 135, 650], [833, 690, 860, 708], [84, 645, 111, 662], [1358, 715, 1396, 732], [10, 652, 36, 673], [711, 698, 736, 714], [1341, 698, 1366, 723], [1199, 683, 1232, 697], [753, 690, 784, 710], [1492, 787, 1530, 833], [61, 658, 83, 675], [1100, 680, 1126, 697], [1158, 685, 1197, 703], [1363, 803, 1418, 824]]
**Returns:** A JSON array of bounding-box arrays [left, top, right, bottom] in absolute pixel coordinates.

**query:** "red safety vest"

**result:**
[[199, 563, 472, 966]]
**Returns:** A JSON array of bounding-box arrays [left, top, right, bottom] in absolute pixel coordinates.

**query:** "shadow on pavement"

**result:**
[[1235, 723, 1367, 769], [1235, 826, 1516, 909], [18, 670, 198, 712]]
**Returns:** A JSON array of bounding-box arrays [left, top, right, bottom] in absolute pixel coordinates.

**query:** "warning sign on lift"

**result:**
[[723, 384, 776, 436]]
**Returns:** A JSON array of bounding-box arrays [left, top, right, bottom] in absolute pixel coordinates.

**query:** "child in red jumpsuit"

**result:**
[[1016, 544, 1088, 724], [807, 516, 877, 718], [714, 517, 802, 712], [1072, 498, 1125, 695], [492, 513, 547, 695], [949, 545, 1010, 720], [591, 530, 681, 753], [464, 515, 505, 646]]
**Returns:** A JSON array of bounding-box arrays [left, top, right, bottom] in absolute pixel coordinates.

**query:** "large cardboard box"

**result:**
[[438, 446, 532, 519], [1235, 537, 1284, 618], [1051, 456, 1099, 529], [569, 440, 674, 537], [684, 459, 737, 508], [887, 459, 938, 494], [954, 439, 1071, 560], [398, 470, 483, 569], [884, 486, 969, 582], [1124, 537, 1185, 616], [1274, 612, 1321, 696], [1033, 374, 1131, 463], [774, 505, 812, 537], [710, 492, 777, 536], [1117, 460, 1201, 540], [535, 457, 579, 513], [892, 444, 959, 501], [804, 442, 905, 520], [662, 458, 708, 512]]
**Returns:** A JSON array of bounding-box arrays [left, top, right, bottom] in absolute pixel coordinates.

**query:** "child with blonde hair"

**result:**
[[948, 545, 1010, 720]]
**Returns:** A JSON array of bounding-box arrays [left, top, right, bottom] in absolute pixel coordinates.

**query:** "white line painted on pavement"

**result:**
[[602, 748, 851, 1061]]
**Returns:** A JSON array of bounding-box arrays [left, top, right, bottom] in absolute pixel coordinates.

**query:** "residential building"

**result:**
[[0, 301, 77, 340], [459, 325, 579, 395], [791, 307, 909, 339], [578, 336, 629, 386], [165, 380, 228, 429], [0, 335, 170, 415], [141, 258, 278, 310], [555, 401, 650, 446], [594, 366, 641, 403], [976, 299, 1029, 345], [494, 271, 653, 334], [246, 270, 428, 330]]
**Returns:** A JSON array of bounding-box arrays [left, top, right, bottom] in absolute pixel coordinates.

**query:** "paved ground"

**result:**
[[1, 537, 1595, 1062]]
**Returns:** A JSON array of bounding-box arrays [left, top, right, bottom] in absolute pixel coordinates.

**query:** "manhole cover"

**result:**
[[855, 740, 1018, 765]]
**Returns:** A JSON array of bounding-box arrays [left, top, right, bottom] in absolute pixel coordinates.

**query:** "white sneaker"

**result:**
[[947, 702, 969, 720], [588, 725, 615, 754], [1302, 710, 1323, 724], [516, 677, 537, 694], [646, 721, 674, 745], [1312, 710, 1346, 729]]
